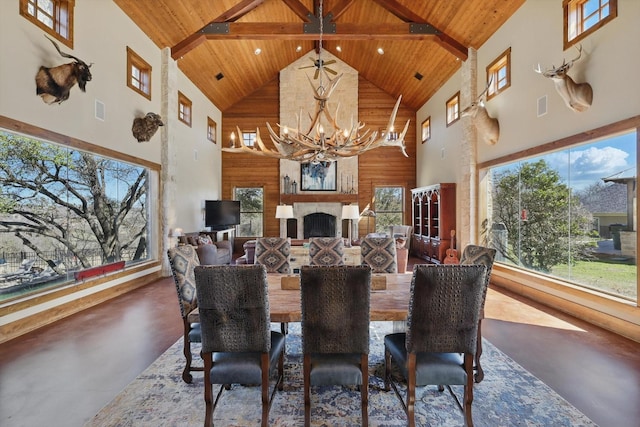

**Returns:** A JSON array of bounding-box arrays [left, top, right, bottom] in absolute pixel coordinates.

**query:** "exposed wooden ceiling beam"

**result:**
[[282, 0, 313, 22]]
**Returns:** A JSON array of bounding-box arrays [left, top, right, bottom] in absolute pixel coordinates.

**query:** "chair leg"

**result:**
[[280, 322, 288, 335], [202, 353, 213, 427], [278, 343, 285, 391], [303, 354, 311, 427], [464, 353, 475, 427], [384, 348, 391, 391], [474, 318, 484, 383], [360, 354, 369, 427], [182, 319, 193, 383], [406, 353, 417, 427], [261, 354, 269, 427]]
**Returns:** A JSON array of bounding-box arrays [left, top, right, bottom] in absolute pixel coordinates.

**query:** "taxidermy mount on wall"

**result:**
[[132, 112, 164, 142], [535, 45, 593, 113], [461, 79, 500, 146], [35, 36, 93, 104]]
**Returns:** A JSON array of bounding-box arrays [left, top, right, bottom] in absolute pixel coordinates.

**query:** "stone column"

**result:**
[[161, 47, 178, 276], [459, 48, 478, 249]]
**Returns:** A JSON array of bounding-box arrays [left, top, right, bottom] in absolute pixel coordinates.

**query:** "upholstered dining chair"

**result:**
[[459, 244, 497, 383], [194, 264, 285, 427], [167, 245, 203, 384], [255, 237, 291, 273], [384, 264, 488, 427], [308, 237, 344, 266], [361, 236, 398, 273], [300, 265, 372, 427]]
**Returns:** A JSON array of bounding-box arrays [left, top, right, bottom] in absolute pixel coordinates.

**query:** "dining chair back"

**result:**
[[308, 237, 344, 266], [255, 237, 291, 273], [194, 264, 285, 427], [167, 245, 203, 383], [361, 236, 398, 273], [459, 244, 497, 382], [384, 264, 488, 427], [300, 265, 372, 426]]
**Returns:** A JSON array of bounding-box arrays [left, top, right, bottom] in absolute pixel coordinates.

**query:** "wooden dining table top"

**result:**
[[188, 273, 413, 324]]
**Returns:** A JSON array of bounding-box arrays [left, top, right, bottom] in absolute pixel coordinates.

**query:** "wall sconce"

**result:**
[[341, 204, 360, 246], [275, 204, 294, 238]]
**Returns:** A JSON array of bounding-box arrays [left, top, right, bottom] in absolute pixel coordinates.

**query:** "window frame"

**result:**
[[207, 117, 217, 143], [234, 187, 264, 237], [126, 47, 152, 100], [242, 131, 257, 147], [564, 0, 617, 50], [178, 91, 192, 127], [446, 92, 460, 127], [486, 47, 511, 101], [421, 117, 431, 143], [373, 186, 405, 234], [20, 0, 74, 48]]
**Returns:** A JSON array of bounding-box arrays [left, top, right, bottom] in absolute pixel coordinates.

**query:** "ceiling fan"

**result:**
[[299, 57, 338, 79]]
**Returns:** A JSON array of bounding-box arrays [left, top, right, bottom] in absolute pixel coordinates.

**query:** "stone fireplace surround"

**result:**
[[292, 202, 345, 239]]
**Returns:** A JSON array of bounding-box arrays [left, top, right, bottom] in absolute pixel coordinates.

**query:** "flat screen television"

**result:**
[[205, 200, 240, 230]]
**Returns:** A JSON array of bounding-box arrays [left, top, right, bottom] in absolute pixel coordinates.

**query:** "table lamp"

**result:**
[[275, 204, 294, 238], [341, 204, 360, 246]]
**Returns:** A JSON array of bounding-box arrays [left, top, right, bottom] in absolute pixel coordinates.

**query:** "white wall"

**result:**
[[0, 0, 222, 233], [417, 0, 640, 183]]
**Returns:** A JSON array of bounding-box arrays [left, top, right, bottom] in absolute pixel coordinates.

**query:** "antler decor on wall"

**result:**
[[35, 36, 93, 105], [535, 45, 593, 113]]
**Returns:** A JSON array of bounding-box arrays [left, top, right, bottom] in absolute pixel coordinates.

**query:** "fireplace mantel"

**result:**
[[281, 194, 358, 204]]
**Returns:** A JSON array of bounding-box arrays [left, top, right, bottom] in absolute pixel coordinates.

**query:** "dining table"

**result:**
[[187, 273, 413, 324]]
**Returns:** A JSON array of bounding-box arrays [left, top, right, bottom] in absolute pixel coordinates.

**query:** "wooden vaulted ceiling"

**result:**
[[113, 0, 525, 112]]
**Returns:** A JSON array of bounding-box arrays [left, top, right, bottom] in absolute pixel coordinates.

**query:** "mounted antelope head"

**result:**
[[35, 36, 93, 104], [461, 79, 500, 146], [535, 45, 593, 113]]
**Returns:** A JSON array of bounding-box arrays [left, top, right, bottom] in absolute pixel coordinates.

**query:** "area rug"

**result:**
[[85, 322, 597, 426]]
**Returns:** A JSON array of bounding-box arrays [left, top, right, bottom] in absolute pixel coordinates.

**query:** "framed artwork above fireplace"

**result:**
[[300, 161, 337, 191]]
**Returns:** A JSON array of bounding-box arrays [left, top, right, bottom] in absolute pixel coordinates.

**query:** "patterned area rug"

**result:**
[[86, 322, 597, 427]]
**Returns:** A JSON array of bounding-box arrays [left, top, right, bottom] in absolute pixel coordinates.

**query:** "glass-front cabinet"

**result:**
[[410, 183, 456, 263]]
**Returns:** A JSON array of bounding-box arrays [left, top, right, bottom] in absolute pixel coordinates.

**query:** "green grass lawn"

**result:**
[[551, 259, 637, 299]]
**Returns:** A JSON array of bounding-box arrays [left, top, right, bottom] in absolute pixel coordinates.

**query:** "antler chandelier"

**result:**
[[222, 0, 410, 164]]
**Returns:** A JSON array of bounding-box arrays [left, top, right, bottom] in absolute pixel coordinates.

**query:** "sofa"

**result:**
[[178, 232, 232, 265]]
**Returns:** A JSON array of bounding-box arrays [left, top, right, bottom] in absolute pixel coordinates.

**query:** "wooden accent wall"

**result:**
[[221, 76, 416, 240]]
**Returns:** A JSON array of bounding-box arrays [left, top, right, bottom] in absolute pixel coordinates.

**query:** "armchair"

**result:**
[[179, 232, 232, 265]]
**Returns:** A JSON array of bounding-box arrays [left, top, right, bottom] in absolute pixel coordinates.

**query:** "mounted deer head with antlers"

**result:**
[[535, 45, 593, 113], [461, 79, 500, 146]]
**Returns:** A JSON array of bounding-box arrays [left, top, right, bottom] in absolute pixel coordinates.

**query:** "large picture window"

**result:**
[[234, 187, 263, 237], [483, 128, 637, 301], [0, 127, 152, 302]]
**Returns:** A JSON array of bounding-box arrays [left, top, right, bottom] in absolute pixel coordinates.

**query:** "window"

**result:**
[[126, 47, 151, 100], [0, 126, 153, 302], [178, 92, 192, 127], [564, 0, 617, 49], [374, 187, 404, 233], [421, 117, 431, 143], [446, 92, 460, 127], [482, 127, 637, 301], [207, 117, 217, 143], [242, 131, 256, 147], [234, 187, 263, 237], [20, 0, 74, 47], [486, 47, 511, 100]]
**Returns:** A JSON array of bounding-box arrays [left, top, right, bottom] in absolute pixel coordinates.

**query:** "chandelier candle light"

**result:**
[[222, 0, 410, 164]]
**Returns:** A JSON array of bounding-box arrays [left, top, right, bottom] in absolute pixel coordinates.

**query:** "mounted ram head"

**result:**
[[35, 36, 93, 104], [461, 79, 500, 146], [535, 45, 593, 113], [132, 112, 164, 142]]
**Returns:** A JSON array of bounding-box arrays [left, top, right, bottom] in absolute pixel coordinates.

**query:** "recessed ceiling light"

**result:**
[[296, 45, 302, 52], [336, 45, 342, 52], [377, 47, 384, 55], [254, 48, 262, 55]]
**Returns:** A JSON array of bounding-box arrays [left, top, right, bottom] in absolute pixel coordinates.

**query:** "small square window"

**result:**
[[207, 117, 217, 143], [242, 132, 256, 147], [446, 92, 460, 127], [486, 47, 511, 100], [20, 0, 74, 48], [564, 0, 617, 49], [421, 117, 431, 143], [126, 47, 151, 100], [178, 91, 192, 127]]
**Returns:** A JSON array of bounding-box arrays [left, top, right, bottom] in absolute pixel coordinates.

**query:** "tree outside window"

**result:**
[[374, 187, 404, 233], [234, 187, 263, 237]]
